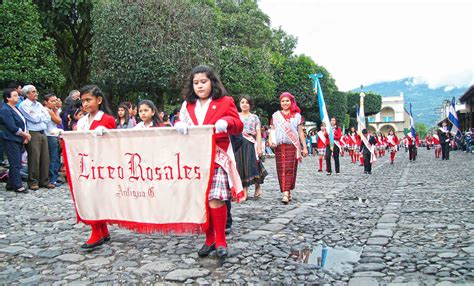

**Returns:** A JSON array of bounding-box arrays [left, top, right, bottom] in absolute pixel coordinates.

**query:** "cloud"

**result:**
[[258, 0, 474, 91]]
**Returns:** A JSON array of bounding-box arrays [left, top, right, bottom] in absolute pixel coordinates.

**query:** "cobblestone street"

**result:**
[[1, 148, 473, 285]]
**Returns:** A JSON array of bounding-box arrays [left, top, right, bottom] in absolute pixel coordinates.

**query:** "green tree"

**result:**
[[346, 91, 383, 117], [90, 0, 218, 109], [415, 122, 429, 138], [33, 0, 95, 96], [0, 1, 64, 92], [272, 55, 339, 123], [218, 47, 275, 104]]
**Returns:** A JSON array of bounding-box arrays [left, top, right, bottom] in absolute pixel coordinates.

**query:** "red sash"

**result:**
[[317, 131, 328, 145], [361, 133, 377, 163]]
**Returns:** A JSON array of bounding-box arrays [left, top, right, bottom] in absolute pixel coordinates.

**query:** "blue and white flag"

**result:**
[[409, 103, 416, 138], [309, 73, 334, 147], [448, 97, 461, 138]]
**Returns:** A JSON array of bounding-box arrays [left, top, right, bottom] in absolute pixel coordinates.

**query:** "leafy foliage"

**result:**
[[90, 0, 218, 108], [346, 91, 383, 117], [33, 0, 95, 97], [0, 1, 64, 92], [415, 122, 429, 138]]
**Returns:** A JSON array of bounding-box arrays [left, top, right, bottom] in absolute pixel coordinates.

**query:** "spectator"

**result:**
[[61, 90, 80, 130], [43, 93, 63, 187], [18, 85, 54, 190], [0, 88, 31, 193], [115, 103, 134, 129]]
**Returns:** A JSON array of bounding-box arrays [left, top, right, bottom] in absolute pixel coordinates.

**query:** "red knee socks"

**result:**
[[390, 152, 395, 162], [100, 223, 109, 238], [86, 223, 104, 244], [205, 216, 215, 246], [360, 157, 364, 165], [210, 204, 227, 248], [319, 157, 323, 170]]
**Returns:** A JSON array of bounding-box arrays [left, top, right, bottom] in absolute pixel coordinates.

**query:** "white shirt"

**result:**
[[195, 98, 212, 125], [77, 111, 104, 131], [134, 121, 154, 129], [273, 111, 301, 145]]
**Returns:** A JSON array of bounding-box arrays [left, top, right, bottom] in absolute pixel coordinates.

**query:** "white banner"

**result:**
[[61, 126, 215, 234]]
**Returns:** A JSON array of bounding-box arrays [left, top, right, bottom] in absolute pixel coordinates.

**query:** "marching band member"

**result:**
[[439, 121, 451, 160], [316, 123, 329, 173], [269, 92, 308, 204], [432, 130, 441, 158], [175, 65, 244, 259], [326, 117, 342, 175], [76, 85, 116, 249], [347, 127, 357, 164], [387, 129, 399, 164], [407, 132, 420, 161]]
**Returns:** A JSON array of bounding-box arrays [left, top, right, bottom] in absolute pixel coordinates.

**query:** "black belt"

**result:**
[[30, 130, 45, 134]]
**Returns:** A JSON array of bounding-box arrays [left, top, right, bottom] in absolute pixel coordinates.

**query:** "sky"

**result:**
[[258, 0, 474, 91]]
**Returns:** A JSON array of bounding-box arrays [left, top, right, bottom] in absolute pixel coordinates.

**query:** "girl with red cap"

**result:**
[[269, 92, 308, 204]]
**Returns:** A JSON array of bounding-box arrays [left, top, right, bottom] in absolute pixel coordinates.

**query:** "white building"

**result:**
[[367, 92, 410, 137]]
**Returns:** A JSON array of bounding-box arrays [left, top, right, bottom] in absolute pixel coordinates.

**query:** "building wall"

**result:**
[[368, 92, 410, 137]]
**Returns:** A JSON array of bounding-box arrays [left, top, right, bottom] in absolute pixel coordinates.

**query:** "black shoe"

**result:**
[[318, 169, 322, 172], [216, 246, 228, 258], [103, 235, 110, 242], [81, 238, 104, 249], [225, 227, 231, 235], [327, 172, 332, 176], [198, 243, 215, 257], [367, 172, 372, 175]]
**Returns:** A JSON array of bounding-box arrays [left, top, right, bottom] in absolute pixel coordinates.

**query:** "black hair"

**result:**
[[7, 81, 21, 89], [137, 100, 161, 126], [239, 95, 254, 110], [3, 88, 15, 103], [68, 107, 84, 130], [331, 117, 338, 128], [181, 65, 228, 104], [362, 129, 368, 134], [116, 103, 131, 126], [79, 85, 112, 115], [43, 93, 56, 103]]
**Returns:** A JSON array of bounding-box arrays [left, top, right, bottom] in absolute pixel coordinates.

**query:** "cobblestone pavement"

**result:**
[[1, 148, 473, 285]]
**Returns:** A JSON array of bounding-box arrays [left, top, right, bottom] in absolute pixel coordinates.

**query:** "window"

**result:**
[[368, 117, 375, 123], [383, 116, 392, 122]]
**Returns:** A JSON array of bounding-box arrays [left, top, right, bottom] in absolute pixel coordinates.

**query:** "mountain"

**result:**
[[352, 77, 468, 126]]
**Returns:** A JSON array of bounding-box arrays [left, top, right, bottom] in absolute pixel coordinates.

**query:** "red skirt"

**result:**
[[275, 144, 298, 193]]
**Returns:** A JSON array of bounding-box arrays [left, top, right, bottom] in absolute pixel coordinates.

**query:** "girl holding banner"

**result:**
[[234, 95, 267, 200], [269, 92, 308, 204], [175, 65, 244, 259], [76, 85, 116, 249]]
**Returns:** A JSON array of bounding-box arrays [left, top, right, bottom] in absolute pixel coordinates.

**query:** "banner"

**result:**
[[61, 126, 216, 234]]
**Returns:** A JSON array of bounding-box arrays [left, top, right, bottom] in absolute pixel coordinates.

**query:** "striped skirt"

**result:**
[[275, 144, 298, 193]]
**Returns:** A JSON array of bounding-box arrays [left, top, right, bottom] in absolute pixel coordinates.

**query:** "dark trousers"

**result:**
[[26, 131, 50, 187], [4, 140, 23, 189], [47, 136, 60, 184], [363, 152, 371, 173], [408, 145, 417, 161], [225, 200, 232, 229], [0, 135, 5, 162], [325, 145, 340, 173], [441, 143, 450, 160]]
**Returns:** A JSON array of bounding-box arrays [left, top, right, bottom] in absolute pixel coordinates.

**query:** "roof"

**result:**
[[460, 85, 474, 103]]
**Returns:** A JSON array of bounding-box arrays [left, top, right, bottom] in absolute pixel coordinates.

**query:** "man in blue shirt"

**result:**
[[18, 85, 55, 190]]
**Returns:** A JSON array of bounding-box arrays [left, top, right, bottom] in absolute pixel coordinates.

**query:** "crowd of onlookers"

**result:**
[[0, 82, 180, 193]]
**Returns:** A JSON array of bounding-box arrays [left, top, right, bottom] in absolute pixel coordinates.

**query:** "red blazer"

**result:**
[[317, 131, 329, 148], [333, 126, 342, 141], [185, 96, 243, 151], [89, 113, 116, 130]]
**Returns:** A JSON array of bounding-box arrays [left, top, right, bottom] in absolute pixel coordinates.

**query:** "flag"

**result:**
[[448, 97, 461, 138], [409, 103, 416, 138], [358, 92, 366, 131], [309, 73, 334, 147]]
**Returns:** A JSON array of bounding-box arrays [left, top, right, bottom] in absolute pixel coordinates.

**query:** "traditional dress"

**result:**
[[76, 111, 116, 248], [271, 111, 303, 193], [234, 113, 267, 188]]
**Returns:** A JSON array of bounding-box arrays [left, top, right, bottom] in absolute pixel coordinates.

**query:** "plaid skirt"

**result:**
[[209, 167, 230, 201], [317, 148, 326, 156], [434, 144, 441, 150], [275, 144, 298, 193], [348, 145, 356, 151], [389, 146, 398, 152]]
